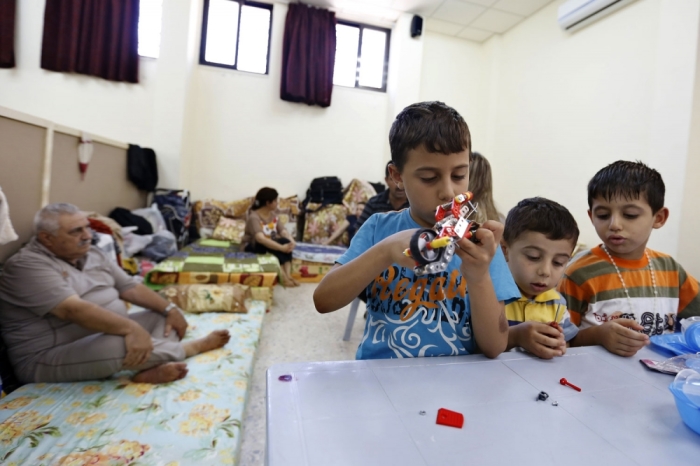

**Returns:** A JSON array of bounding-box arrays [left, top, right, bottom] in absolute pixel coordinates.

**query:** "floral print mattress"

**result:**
[[292, 242, 347, 265], [144, 239, 280, 290], [0, 301, 266, 466]]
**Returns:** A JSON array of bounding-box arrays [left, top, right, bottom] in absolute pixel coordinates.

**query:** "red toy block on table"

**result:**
[[436, 408, 464, 428]]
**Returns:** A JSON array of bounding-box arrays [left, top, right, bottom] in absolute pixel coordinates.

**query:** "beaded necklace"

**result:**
[[600, 244, 658, 317]]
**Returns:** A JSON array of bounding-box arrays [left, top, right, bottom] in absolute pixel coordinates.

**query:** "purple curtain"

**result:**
[[281, 3, 336, 108], [41, 0, 140, 83], [0, 0, 16, 68]]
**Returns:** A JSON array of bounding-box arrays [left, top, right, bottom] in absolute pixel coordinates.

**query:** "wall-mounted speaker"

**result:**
[[411, 15, 423, 38]]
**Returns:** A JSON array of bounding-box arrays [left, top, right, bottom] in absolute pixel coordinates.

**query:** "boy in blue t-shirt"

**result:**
[[313, 101, 519, 359]]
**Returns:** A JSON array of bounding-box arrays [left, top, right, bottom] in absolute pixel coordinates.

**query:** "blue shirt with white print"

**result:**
[[337, 209, 520, 360]]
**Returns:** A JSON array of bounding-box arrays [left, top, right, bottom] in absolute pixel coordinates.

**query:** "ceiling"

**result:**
[[275, 0, 557, 42]]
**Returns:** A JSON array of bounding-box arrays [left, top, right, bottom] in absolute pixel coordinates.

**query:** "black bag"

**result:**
[[127, 145, 158, 191], [153, 189, 191, 248], [109, 207, 154, 235], [304, 176, 343, 206]]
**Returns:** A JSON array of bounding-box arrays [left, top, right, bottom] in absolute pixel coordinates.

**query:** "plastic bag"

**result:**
[[641, 354, 700, 375], [123, 232, 153, 258], [132, 203, 167, 233], [140, 230, 177, 262]]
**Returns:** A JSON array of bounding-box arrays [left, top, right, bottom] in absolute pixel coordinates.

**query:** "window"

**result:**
[[199, 0, 272, 74], [333, 21, 390, 92], [138, 0, 163, 58]]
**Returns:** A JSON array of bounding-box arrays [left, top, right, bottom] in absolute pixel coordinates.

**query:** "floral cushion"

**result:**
[[277, 195, 300, 216], [194, 196, 298, 239], [342, 179, 376, 216], [212, 217, 246, 243], [160, 284, 252, 313], [302, 204, 350, 246], [0, 302, 266, 465]]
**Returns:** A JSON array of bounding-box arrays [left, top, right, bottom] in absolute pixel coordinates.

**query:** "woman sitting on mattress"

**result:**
[[243, 187, 300, 287]]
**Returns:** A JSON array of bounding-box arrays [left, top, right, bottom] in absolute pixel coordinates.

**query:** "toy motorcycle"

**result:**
[[403, 192, 480, 276]]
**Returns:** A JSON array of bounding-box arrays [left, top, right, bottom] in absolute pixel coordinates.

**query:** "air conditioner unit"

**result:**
[[558, 0, 638, 32]]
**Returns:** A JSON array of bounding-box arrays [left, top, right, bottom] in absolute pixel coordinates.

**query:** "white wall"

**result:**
[[678, 14, 700, 279], [471, 0, 699, 253], [180, 2, 391, 200], [0, 0, 157, 149], [419, 32, 487, 152]]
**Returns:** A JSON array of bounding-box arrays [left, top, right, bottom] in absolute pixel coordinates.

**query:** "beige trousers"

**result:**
[[31, 311, 185, 383]]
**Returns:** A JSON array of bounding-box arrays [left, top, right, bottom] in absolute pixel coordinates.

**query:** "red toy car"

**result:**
[[403, 192, 480, 276]]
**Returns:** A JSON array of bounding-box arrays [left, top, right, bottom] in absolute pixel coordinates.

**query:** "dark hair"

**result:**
[[587, 160, 665, 213], [504, 197, 579, 246], [389, 101, 470, 172], [252, 187, 278, 210]]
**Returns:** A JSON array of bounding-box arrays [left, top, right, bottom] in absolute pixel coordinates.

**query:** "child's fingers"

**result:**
[[531, 342, 563, 359], [533, 322, 562, 338], [384, 229, 421, 267], [480, 220, 504, 244], [616, 318, 647, 333], [534, 332, 564, 350], [610, 327, 649, 353], [613, 321, 649, 342], [456, 229, 496, 258]]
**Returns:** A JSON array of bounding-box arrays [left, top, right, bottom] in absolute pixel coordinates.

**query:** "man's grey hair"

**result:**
[[34, 203, 81, 235]]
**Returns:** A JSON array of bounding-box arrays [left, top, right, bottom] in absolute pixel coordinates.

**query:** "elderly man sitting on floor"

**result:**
[[0, 203, 230, 385]]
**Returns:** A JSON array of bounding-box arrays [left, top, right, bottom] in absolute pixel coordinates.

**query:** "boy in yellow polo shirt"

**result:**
[[502, 198, 580, 359]]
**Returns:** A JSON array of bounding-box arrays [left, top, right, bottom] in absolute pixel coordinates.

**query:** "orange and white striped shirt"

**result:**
[[559, 246, 700, 335]]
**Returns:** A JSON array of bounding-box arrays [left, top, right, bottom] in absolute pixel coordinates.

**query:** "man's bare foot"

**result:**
[[133, 362, 188, 384], [291, 278, 301, 286], [183, 330, 231, 357]]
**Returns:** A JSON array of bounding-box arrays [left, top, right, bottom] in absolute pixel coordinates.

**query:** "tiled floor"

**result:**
[[238, 283, 366, 466]]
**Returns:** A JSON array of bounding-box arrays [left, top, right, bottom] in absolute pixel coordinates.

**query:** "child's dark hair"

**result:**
[[587, 160, 665, 213], [389, 101, 470, 172], [504, 197, 579, 246], [252, 187, 278, 210]]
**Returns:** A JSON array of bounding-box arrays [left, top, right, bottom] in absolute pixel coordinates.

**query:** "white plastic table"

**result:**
[[266, 346, 700, 466]]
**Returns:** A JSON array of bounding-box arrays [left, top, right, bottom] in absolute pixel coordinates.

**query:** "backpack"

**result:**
[[304, 176, 343, 207], [153, 189, 191, 248]]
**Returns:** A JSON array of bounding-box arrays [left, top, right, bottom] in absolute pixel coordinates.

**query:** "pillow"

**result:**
[[160, 284, 252, 313], [225, 197, 254, 219], [193, 199, 229, 230], [212, 217, 246, 243], [342, 179, 376, 215], [303, 204, 349, 245], [278, 195, 300, 216]]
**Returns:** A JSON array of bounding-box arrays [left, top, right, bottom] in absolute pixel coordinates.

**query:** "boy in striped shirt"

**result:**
[[503, 198, 580, 359], [560, 161, 700, 357]]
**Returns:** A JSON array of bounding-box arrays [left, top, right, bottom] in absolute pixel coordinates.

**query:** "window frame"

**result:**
[[335, 20, 391, 93], [199, 0, 273, 74]]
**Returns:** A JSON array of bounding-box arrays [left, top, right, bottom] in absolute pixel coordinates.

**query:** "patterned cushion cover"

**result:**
[[342, 179, 376, 215], [212, 217, 246, 243], [302, 204, 349, 246], [194, 196, 299, 239], [160, 284, 252, 313]]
